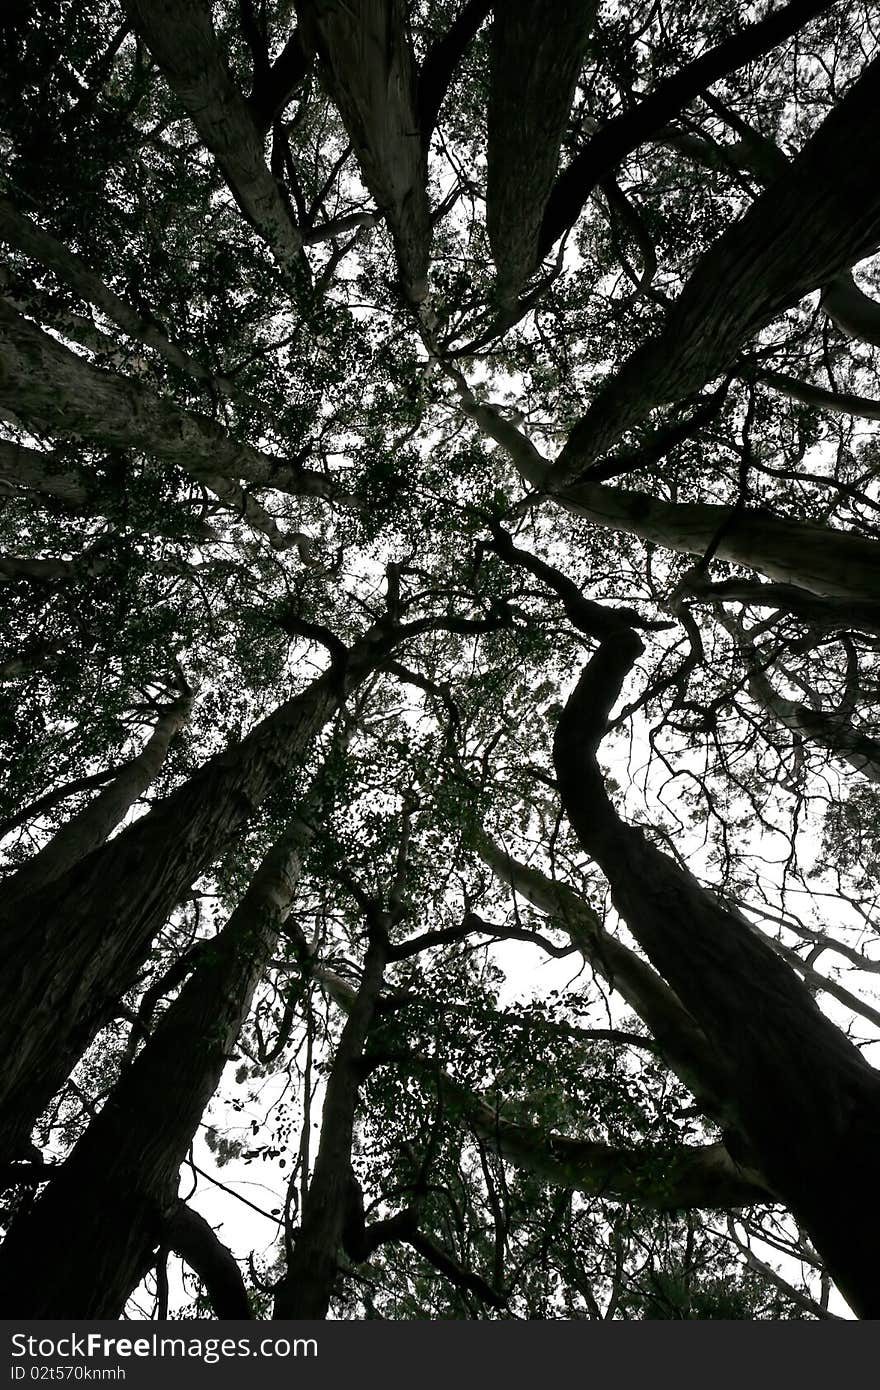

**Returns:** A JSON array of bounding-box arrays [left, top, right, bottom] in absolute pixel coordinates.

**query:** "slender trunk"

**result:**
[[553, 51, 880, 481], [0, 627, 382, 1166], [1, 698, 191, 907], [0, 803, 316, 1316], [273, 924, 389, 1318]]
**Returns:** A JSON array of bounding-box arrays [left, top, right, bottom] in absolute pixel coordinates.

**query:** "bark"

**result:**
[[457, 389, 880, 604], [296, 0, 432, 302], [756, 368, 880, 421], [746, 664, 880, 784], [0, 437, 88, 508], [558, 480, 880, 604], [0, 436, 220, 543], [459, 1092, 772, 1209], [537, 0, 839, 262], [486, 1, 595, 303], [552, 51, 880, 482], [821, 271, 880, 349], [0, 197, 237, 392], [0, 554, 83, 582], [165, 1202, 251, 1319], [681, 576, 880, 639], [0, 609, 495, 1169], [548, 582, 880, 1317], [0, 697, 192, 908], [247, 28, 310, 134], [124, 0, 304, 276], [474, 832, 735, 1123], [0, 299, 345, 508], [0, 801, 316, 1316], [273, 922, 389, 1318]]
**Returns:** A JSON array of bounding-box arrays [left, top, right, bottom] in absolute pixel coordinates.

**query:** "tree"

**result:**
[[1, 0, 879, 1320]]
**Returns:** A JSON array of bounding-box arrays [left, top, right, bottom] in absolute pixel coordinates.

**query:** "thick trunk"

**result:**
[[164, 1203, 251, 1319], [296, 0, 431, 303], [553, 51, 880, 481], [0, 437, 88, 508], [0, 299, 340, 505], [554, 627, 880, 1317], [486, 1, 595, 303], [757, 368, 880, 422], [124, 0, 304, 276], [457, 391, 880, 604], [0, 622, 394, 1167], [681, 575, 880, 638], [273, 926, 388, 1318], [0, 698, 191, 907], [417, 0, 493, 149], [0, 804, 315, 1316], [459, 1091, 771, 1209]]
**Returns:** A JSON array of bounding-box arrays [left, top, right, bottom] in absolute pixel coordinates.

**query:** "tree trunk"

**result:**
[[273, 923, 389, 1318], [296, 0, 431, 303], [560, 481, 880, 603], [0, 298, 339, 504], [1, 697, 191, 907], [0, 802, 316, 1316], [0, 621, 399, 1167], [554, 626, 880, 1318], [124, 0, 304, 276], [486, 1, 595, 303], [552, 51, 880, 481]]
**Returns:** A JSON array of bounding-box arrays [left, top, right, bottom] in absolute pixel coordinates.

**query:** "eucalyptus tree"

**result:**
[[1, 0, 879, 1320]]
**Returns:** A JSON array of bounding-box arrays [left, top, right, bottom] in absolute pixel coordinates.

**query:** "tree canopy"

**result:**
[[1, 0, 880, 1320]]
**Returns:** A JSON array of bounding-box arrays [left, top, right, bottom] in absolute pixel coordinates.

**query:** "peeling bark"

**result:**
[[486, 1, 595, 303], [296, 0, 431, 302]]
